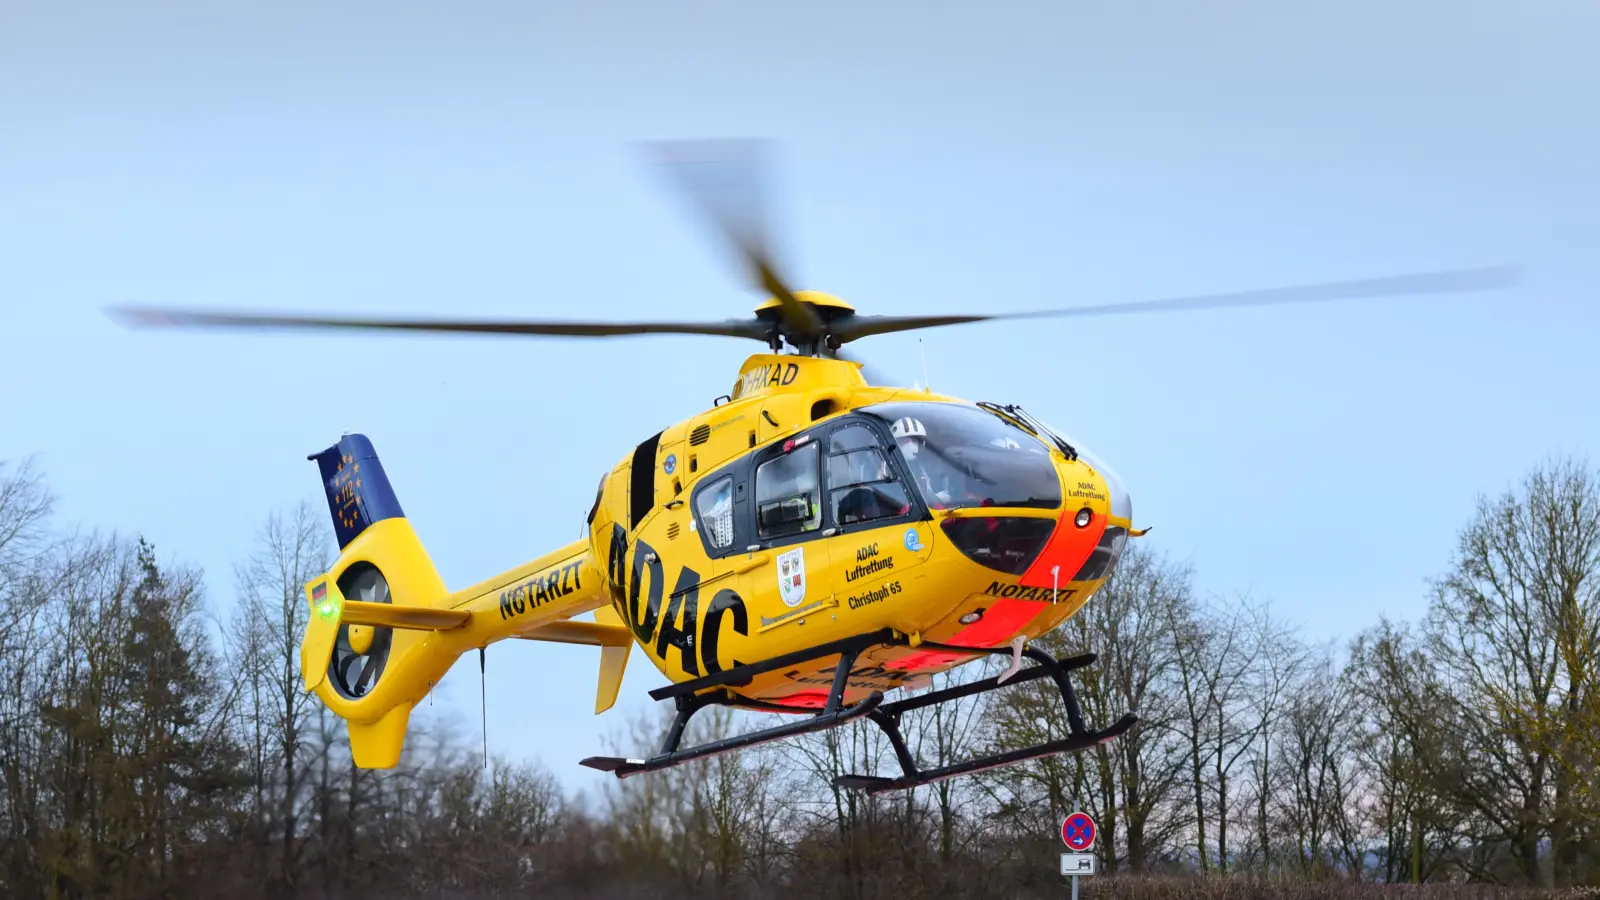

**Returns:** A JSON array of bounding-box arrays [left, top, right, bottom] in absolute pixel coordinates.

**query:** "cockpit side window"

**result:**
[[755, 441, 823, 539], [825, 423, 913, 527], [694, 474, 735, 550]]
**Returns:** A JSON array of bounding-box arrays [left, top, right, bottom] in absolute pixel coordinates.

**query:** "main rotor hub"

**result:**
[[751, 290, 856, 319], [752, 290, 857, 355]]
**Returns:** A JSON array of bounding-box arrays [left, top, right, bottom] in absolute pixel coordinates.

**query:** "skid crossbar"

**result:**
[[580, 642, 883, 778]]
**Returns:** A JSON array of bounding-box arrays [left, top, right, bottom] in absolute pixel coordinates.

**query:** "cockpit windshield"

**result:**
[[858, 401, 1062, 511]]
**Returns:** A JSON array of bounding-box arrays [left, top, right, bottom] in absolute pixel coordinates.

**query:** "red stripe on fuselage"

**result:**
[[1019, 510, 1105, 588]]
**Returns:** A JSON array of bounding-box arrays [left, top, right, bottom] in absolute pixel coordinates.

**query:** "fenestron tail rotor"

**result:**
[[329, 563, 394, 701], [105, 138, 1524, 356]]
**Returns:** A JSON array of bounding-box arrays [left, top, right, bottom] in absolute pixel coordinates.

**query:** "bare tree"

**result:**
[[1422, 454, 1600, 886], [1070, 540, 1195, 872], [1345, 617, 1483, 884], [1269, 649, 1369, 881], [225, 501, 334, 895]]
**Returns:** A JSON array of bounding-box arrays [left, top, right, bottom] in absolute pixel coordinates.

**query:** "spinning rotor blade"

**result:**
[[830, 265, 1522, 344], [107, 306, 770, 340], [637, 138, 822, 340], [835, 347, 902, 388]]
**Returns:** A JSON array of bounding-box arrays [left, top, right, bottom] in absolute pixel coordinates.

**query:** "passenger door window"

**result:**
[[755, 440, 822, 540]]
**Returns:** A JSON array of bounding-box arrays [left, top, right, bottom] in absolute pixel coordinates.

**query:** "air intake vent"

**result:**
[[667, 523, 681, 540], [689, 424, 711, 446]]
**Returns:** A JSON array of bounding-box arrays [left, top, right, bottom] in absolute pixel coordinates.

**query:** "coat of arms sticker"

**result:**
[[776, 547, 806, 608]]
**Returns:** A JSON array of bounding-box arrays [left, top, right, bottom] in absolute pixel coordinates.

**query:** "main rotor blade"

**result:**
[[831, 265, 1522, 344], [637, 138, 822, 340], [106, 307, 771, 340], [835, 347, 903, 388]]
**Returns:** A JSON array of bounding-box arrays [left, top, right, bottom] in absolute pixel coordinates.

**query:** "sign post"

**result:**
[[1060, 811, 1097, 899]]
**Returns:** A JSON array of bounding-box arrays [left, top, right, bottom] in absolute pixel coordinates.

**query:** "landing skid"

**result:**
[[834, 645, 1138, 795], [577, 628, 1139, 792], [579, 639, 885, 779]]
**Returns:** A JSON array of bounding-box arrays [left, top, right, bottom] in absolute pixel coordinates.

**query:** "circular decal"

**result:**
[[663, 454, 677, 474], [903, 527, 923, 552]]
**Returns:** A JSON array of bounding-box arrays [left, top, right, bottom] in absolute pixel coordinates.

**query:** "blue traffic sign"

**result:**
[[1061, 811, 1096, 851]]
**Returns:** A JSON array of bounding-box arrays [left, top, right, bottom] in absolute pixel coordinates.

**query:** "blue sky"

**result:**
[[4, 0, 1597, 796]]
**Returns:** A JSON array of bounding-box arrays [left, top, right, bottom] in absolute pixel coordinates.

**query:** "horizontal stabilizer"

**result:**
[[342, 600, 470, 631], [300, 576, 472, 694], [511, 609, 632, 714], [516, 619, 632, 648]]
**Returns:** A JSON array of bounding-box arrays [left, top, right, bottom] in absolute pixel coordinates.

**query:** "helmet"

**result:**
[[891, 417, 927, 441], [891, 417, 927, 460]]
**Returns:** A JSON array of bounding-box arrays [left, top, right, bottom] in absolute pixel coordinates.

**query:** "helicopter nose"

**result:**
[[1071, 442, 1133, 585], [1101, 458, 1131, 523], [1008, 446, 1132, 592]]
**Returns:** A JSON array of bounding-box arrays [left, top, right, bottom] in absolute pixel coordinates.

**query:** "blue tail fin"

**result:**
[[309, 434, 406, 550]]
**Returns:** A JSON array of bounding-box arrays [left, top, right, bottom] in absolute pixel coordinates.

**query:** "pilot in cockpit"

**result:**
[[890, 416, 954, 506]]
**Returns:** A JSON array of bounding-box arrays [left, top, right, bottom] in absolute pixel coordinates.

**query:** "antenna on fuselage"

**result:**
[[919, 339, 931, 393], [479, 647, 488, 769]]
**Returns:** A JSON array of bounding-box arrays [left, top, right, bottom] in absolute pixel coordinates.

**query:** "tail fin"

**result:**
[[300, 434, 452, 768], [310, 433, 407, 552]]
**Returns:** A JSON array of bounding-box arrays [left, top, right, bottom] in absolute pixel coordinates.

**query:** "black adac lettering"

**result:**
[[845, 545, 896, 583], [781, 363, 798, 385], [627, 538, 665, 645], [655, 567, 701, 677], [607, 523, 630, 615], [698, 588, 748, 675], [1069, 481, 1108, 502]]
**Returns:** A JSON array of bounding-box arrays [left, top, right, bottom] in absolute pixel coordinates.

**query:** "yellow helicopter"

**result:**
[[108, 140, 1519, 795]]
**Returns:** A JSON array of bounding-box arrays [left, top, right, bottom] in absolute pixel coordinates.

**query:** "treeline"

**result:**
[[0, 452, 1595, 900]]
